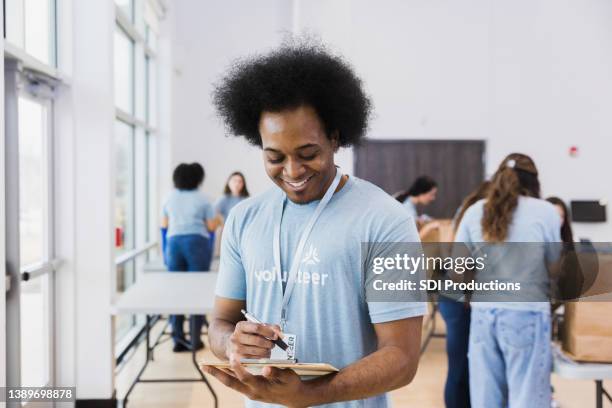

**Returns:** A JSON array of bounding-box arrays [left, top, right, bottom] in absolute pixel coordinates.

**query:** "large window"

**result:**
[[114, 0, 161, 344], [18, 97, 51, 268], [5, 0, 57, 66], [4, 0, 59, 389], [18, 95, 54, 388], [114, 120, 135, 258]]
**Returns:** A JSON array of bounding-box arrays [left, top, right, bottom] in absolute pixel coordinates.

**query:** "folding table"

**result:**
[[112, 272, 219, 407]]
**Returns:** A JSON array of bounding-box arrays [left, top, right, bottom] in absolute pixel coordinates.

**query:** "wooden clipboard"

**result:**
[[199, 359, 339, 377]]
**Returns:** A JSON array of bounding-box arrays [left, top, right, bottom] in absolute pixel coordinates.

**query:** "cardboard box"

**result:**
[[420, 219, 454, 243], [563, 301, 612, 362]]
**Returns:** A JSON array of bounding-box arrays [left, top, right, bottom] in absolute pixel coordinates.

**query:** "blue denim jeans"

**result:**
[[439, 297, 471, 408], [166, 234, 212, 347], [468, 308, 551, 408]]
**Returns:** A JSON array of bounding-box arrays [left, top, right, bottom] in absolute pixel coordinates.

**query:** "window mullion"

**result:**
[[113, 0, 160, 348], [115, 5, 145, 45]]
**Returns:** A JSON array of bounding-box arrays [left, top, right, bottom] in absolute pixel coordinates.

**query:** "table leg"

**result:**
[[603, 384, 612, 403], [146, 315, 153, 361], [595, 379, 612, 408], [151, 317, 171, 350], [596, 380, 603, 408], [192, 347, 218, 408]]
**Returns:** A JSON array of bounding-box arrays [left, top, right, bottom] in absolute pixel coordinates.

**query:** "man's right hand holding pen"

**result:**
[[224, 319, 284, 363]]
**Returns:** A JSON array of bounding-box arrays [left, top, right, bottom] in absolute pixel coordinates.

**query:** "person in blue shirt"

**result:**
[[401, 176, 438, 219], [215, 171, 250, 221], [454, 153, 561, 408], [397, 176, 440, 239], [161, 162, 222, 352], [203, 43, 427, 407]]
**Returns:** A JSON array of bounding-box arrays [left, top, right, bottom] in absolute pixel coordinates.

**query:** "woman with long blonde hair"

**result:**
[[454, 153, 561, 408]]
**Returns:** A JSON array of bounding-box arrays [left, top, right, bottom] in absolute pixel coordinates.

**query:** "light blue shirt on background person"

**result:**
[[216, 176, 427, 408], [402, 197, 418, 220], [454, 196, 561, 313], [214, 194, 245, 220], [162, 190, 215, 238]]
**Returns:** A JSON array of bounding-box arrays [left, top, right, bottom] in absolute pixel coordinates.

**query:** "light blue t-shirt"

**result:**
[[216, 176, 427, 408], [402, 197, 418, 221], [162, 189, 215, 238], [454, 196, 561, 313], [214, 194, 246, 220]]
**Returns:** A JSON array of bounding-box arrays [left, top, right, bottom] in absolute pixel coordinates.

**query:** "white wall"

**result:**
[[61, 0, 115, 400], [54, 0, 76, 397], [170, 0, 293, 198], [342, 0, 612, 241], [484, 0, 612, 241], [171, 0, 612, 241]]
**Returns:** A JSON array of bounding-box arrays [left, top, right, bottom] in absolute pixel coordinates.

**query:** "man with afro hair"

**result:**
[[205, 42, 426, 407]]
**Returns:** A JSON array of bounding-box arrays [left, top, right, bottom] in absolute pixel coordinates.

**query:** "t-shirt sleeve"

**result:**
[[366, 218, 428, 324], [205, 202, 215, 220], [215, 211, 247, 300], [199, 195, 215, 221], [214, 196, 224, 215]]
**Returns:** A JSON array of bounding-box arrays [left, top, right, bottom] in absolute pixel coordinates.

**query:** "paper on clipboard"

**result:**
[[199, 359, 339, 377]]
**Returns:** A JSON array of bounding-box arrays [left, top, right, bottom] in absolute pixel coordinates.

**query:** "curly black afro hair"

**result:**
[[212, 42, 372, 148], [173, 162, 205, 190]]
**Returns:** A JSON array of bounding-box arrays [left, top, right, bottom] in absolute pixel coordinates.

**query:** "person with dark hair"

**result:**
[[454, 153, 561, 408], [205, 43, 426, 407], [215, 171, 250, 220], [161, 162, 222, 352], [402, 176, 438, 218], [545, 197, 586, 302], [398, 176, 439, 239], [545, 197, 574, 247], [172, 162, 205, 190], [436, 180, 490, 408]]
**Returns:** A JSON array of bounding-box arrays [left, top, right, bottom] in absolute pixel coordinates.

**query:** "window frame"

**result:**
[[4, 58, 60, 393], [4, 0, 58, 68], [17, 90, 55, 271], [113, 0, 162, 355]]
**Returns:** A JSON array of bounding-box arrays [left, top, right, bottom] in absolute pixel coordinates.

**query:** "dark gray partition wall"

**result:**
[[354, 140, 486, 219]]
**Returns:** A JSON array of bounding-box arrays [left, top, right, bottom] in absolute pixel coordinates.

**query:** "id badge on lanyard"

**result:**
[[273, 168, 343, 332]]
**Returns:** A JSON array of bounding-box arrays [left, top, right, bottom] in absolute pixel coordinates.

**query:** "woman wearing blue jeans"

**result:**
[[438, 296, 471, 408], [161, 163, 222, 352], [454, 153, 561, 407]]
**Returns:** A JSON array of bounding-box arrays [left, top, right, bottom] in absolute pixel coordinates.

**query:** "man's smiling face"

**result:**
[[259, 105, 338, 204]]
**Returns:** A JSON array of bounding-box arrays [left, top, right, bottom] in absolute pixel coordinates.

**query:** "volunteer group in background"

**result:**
[[160, 164, 249, 352]]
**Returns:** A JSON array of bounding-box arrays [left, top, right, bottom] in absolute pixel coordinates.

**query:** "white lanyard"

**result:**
[[273, 168, 343, 330]]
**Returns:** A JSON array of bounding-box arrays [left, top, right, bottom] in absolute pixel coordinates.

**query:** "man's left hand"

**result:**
[[202, 360, 311, 408]]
